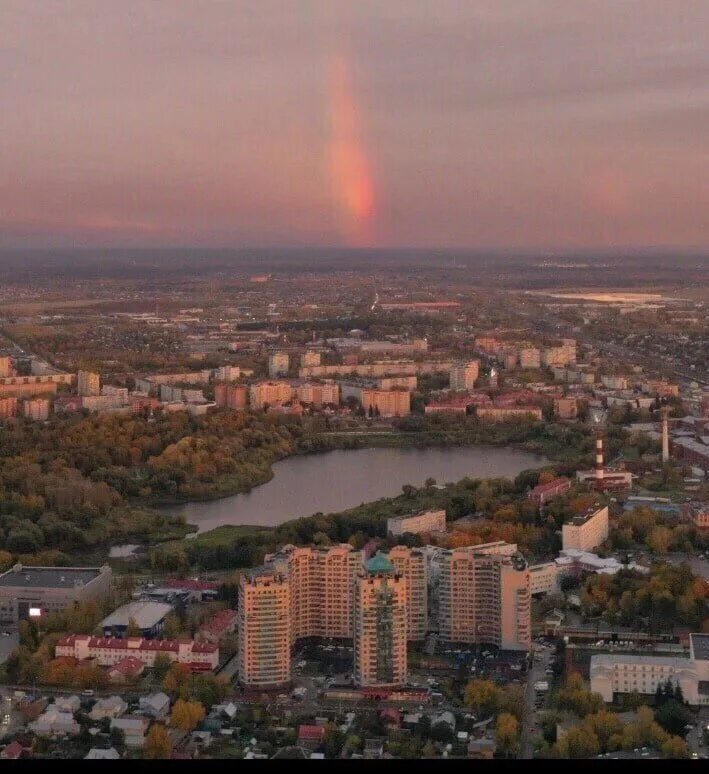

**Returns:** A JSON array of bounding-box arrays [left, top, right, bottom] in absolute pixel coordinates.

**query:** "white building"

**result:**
[[591, 633, 709, 706], [561, 506, 609, 552]]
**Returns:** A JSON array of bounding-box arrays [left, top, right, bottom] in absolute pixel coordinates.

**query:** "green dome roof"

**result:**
[[366, 553, 395, 574]]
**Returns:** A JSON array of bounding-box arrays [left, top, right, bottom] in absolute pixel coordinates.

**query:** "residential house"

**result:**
[[89, 696, 128, 721], [110, 716, 150, 748], [139, 691, 171, 719]]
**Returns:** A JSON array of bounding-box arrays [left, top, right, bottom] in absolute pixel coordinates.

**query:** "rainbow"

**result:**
[[327, 55, 375, 245]]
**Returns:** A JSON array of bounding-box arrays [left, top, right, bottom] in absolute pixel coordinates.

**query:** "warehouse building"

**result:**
[[0, 564, 112, 623]]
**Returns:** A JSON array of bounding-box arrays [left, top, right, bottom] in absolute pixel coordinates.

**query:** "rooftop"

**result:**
[[99, 601, 173, 630], [690, 633, 709, 662], [0, 564, 106, 589], [366, 553, 396, 574]]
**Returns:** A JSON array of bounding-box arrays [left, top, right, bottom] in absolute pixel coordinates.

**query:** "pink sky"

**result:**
[[1, 1, 707, 250]]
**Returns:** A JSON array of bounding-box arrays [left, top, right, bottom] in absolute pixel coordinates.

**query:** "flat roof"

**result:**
[[100, 601, 172, 630], [591, 654, 691, 667], [0, 565, 105, 589], [690, 633, 709, 661]]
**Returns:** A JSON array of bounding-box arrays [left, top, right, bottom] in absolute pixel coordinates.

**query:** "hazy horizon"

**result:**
[[2, 2, 708, 251]]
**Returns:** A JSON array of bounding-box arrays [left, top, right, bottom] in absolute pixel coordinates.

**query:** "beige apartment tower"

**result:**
[[449, 360, 480, 391], [265, 544, 363, 643], [77, 370, 101, 397], [238, 568, 291, 688], [268, 352, 290, 378], [353, 554, 408, 688], [249, 380, 293, 410], [388, 546, 428, 641], [438, 544, 531, 651]]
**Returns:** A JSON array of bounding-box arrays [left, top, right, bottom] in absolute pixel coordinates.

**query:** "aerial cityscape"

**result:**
[[0, 1, 707, 763]]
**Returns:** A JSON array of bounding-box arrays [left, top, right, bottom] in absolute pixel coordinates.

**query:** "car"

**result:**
[[82, 689, 94, 697]]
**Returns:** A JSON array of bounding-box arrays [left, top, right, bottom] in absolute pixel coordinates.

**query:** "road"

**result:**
[[520, 642, 555, 759]]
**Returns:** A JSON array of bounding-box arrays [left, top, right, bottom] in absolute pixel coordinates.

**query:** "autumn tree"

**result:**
[[170, 699, 205, 733], [464, 679, 501, 716], [145, 723, 173, 759], [495, 712, 520, 757], [163, 662, 192, 698]]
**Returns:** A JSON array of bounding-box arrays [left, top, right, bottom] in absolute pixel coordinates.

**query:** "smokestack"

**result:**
[[595, 429, 604, 481], [661, 408, 670, 463]]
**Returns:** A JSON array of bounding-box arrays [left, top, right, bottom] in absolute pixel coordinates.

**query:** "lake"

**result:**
[[166, 446, 549, 534]]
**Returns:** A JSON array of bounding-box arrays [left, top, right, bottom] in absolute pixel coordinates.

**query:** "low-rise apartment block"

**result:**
[[387, 509, 446, 537], [56, 634, 218, 672]]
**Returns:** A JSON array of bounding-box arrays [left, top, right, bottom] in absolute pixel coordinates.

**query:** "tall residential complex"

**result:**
[[449, 360, 479, 391], [249, 380, 293, 410], [237, 568, 291, 688], [268, 352, 290, 378], [77, 370, 101, 397], [214, 383, 248, 409], [388, 546, 428, 641], [295, 381, 340, 407], [437, 544, 531, 651], [300, 351, 321, 368], [353, 555, 408, 688], [265, 544, 363, 642]]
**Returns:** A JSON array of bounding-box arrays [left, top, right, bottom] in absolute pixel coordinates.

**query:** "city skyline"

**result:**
[[1, 1, 707, 251]]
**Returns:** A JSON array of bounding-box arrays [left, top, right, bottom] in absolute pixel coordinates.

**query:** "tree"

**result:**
[[559, 726, 601, 759], [126, 616, 141, 637], [661, 735, 690, 759], [654, 700, 692, 737], [162, 613, 182, 640], [145, 723, 173, 759], [422, 740, 438, 758], [163, 662, 192, 698], [495, 712, 520, 758], [170, 698, 205, 733], [464, 679, 501, 716], [153, 653, 172, 681], [648, 526, 671, 554]]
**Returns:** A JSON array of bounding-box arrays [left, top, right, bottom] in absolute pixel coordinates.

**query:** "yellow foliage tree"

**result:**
[[170, 698, 206, 733], [145, 723, 173, 759]]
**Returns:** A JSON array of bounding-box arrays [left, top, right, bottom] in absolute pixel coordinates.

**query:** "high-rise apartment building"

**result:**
[[295, 381, 340, 407], [353, 554, 408, 688], [519, 348, 541, 369], [449, 360, 479, 391], [438, 544, 530, 651], [265, 544, 363, 642], [0, 397, 18, 419], [300, 351, 321, 368], [360, 388, 410, 417], [23, 398, 51, 421], [77, 370, 101, 397], [249, 380, 293, 410], [237, 568, 291, 688], [268, 352, 290, 378], [214, 383, 248, 409], [388, 546, 428, 641]]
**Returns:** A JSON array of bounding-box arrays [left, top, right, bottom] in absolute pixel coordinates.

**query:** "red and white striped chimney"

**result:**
[[595, 430, 604, 481]]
